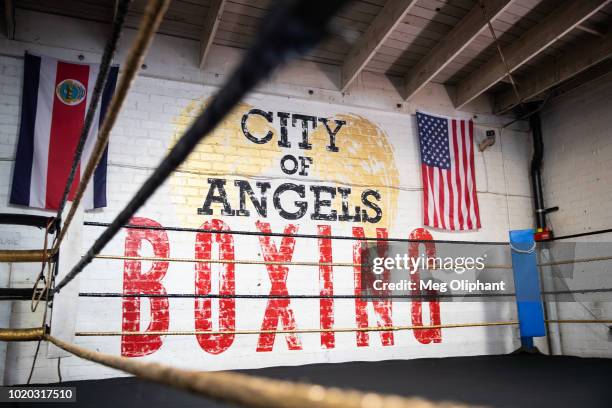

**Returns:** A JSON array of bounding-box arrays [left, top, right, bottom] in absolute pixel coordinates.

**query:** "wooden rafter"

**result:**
[[404, 0, 514, 101], [454, 0, 611, 109], [495, 29, 612, 113], [341, 0, 418, 92], [199, 0, 226, 69], [4, 0, 15, 40]]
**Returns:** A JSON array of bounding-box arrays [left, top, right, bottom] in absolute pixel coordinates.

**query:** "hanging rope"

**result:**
[[478, 0, 524, 110], [52, 0, 351, 294], [30, 219, 55, 312], [27, 228, 56, 383], [53, 0, 132, 221], [52, 0, 171, 254]]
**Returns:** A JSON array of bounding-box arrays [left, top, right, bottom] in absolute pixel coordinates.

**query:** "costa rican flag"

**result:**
[[416, 111, 481, 231], [10, 53, 118, 210]]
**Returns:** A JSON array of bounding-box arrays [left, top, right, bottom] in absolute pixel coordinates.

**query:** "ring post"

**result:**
[[509, 229, 545, 352], [48, 202, 84, 357]]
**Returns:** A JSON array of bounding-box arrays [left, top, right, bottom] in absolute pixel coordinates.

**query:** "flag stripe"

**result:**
[[451, 119, 464, 230], [429, 166, 439, 228], [46, 61, 89, 209], [468, 121, 481, 227], [437, 167, 446, 229], [93, 65, 118, 208], [31, 56, 57, 209], [447, 166, 455, 230], [465, 121, 476, 227], [421, 163, 430, 226], [82, 64, 101, 210], [448, 120, 457, 230], [460, 120, 473, 230], [10, 54, 40, 206]]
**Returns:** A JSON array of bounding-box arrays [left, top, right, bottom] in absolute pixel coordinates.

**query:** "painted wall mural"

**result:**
[[120, 99, 441, 359]]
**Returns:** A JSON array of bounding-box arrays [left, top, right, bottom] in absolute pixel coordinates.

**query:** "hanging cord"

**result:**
[[478, 0, 524, 111], [26, 254, 55, 384], [509, 241, 536, 254], [52, 0, 171, 255], [53, 0, 351, 294], [30, 220, 55, 312], [53, 0, 132, 223], [502, 90, 552, 128]]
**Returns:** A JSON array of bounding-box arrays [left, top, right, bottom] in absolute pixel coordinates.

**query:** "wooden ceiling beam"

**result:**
[[199, 0, 226, 69], [341, 0, 418, 92], [453, 0, 611, 109], [404, 0, 514, 101], [495, 28, 612, 113], [4, 0, 15, 40]]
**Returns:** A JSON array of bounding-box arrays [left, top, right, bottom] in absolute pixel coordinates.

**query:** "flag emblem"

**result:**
[[56, 79, 87, 106]]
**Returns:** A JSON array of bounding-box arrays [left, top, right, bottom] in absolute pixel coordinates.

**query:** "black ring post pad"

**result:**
[[0, 213, 57, 233]]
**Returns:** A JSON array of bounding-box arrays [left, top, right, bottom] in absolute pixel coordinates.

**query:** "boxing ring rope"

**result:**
[[92, 254, 515, 269], [74, 322, 521, 337], [84, 221, 511, 245], [79, 293, 517, 299], [3, 318, 610, 342], [91, 248, 612, 269]]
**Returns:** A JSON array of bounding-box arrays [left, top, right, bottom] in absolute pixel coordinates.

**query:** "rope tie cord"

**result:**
[[52, 0, 352, 294], [52, 0, 171, 254], [509, 242, 536, 254], [53, 0, 132, 223]]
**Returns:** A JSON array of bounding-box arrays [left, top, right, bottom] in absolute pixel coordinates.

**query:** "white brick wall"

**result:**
[[0, 10, 537, 384], [540, 71, 612, 358]]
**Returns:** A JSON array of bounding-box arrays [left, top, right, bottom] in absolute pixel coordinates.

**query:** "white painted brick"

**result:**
[[539, 71, 612, 359]]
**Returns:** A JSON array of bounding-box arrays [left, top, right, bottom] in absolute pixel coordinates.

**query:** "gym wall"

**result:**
[[540, 70, 612, 359]]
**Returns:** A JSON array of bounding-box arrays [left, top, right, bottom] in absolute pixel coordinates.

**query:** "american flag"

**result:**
[[416, 111, 480, 230]]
